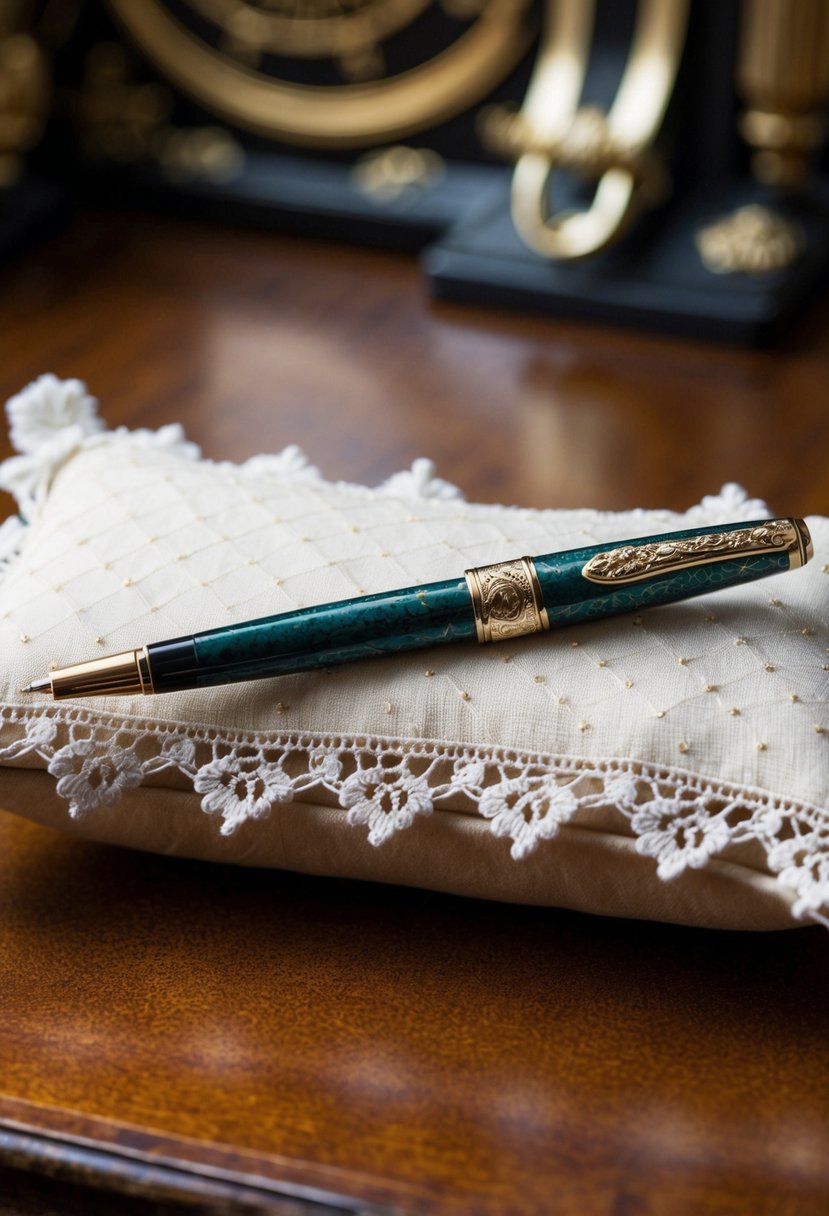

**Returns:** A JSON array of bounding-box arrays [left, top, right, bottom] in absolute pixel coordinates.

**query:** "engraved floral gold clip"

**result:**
[[582, 519, 812, 585]]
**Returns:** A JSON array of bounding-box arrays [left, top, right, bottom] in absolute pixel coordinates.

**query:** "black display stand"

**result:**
[[113, 151, 505, 253], [423, 177, 829, 347], [0, 176, 68, 266]]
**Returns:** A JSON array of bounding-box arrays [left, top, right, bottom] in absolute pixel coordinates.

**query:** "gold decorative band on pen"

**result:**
[[581, 519, 813, 585], [465, 557, 550, 644]]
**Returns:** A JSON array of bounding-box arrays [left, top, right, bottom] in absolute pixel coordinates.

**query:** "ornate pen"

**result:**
[[23, 518, 812, 700]]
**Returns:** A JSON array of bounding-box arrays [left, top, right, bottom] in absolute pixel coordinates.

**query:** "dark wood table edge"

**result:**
[[0, 1095, 437, 1215]]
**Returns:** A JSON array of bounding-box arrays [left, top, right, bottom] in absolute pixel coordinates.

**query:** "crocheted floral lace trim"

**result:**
[[1, 704, 826, 925]]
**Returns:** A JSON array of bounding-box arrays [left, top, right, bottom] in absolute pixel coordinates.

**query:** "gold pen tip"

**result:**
[[22, 677, 52, 694]]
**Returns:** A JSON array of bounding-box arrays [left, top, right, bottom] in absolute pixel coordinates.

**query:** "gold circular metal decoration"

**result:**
[[105, 0, 535, 148]]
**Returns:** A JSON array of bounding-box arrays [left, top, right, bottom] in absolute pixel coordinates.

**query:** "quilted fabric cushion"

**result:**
[[1, 376, 827, 929]]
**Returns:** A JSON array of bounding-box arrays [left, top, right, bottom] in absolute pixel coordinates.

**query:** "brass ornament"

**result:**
[[187, 0, 432, 69], [481, 103, 662, 190], [157, 126, 244, 185], [78, 41, 173, 164], [695, 205, 803, 276], [499, 0, 688, 261], [352, 145, 444, 202], [105, 0, 534, 148], [582, 520, 811, 586], [465, 557, 550, 644], [79, 40, 244, 184], [0, 26, 50, 187], [737, 0, 829, 188]]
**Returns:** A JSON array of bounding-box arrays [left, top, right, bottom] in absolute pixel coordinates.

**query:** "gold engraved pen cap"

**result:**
[[32, 648, 154, 700]]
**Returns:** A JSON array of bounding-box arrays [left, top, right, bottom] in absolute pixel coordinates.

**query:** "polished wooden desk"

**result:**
[[0, 212, 828, 1215]]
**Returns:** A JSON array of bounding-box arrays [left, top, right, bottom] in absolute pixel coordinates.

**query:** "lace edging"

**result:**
[[1, 703, 826, 925]]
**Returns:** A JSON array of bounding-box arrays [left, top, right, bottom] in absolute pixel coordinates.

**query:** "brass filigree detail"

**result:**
[[465, 557, 549, 644], [79, 41, 244, 183], [192, 0, 435, 81], [582, 520, 806, 585], [696, 205, 803, 275], [480, 103, 659, 188], [352, 145, 444, 202], [79, 42, 173, 164]]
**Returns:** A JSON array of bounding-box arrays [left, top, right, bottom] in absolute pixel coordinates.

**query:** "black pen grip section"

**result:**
[[146, 636, 199, 693]]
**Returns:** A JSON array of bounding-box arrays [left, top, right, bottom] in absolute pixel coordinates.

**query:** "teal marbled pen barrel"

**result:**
[[26, 517, 812, 699], [149, 577, 474, 692]]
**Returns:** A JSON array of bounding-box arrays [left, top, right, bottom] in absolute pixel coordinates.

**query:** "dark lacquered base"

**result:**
[[98, 152, 505, 254], [423, 178, 829, 347]]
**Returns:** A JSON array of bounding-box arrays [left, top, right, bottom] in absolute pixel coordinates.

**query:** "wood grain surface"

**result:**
[[1, 211, 828, 1215]]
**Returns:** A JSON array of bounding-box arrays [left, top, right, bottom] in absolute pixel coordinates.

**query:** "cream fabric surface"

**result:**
[[1, 376, 827, 929]]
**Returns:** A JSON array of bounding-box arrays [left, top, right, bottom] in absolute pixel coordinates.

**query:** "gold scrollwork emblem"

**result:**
[[582, 519, 810, 585], [695, 205, 803, 276], [465, 556, 550, 644]]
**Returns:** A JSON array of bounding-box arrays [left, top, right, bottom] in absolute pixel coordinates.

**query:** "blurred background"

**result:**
[[0, 0, 827, 515]]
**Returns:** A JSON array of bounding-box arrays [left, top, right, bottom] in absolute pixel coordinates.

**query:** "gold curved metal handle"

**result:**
[[508, 0, 689, 261]]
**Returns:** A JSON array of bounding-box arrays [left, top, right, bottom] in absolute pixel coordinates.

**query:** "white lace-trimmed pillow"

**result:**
[[1, 376, 827, 931]]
